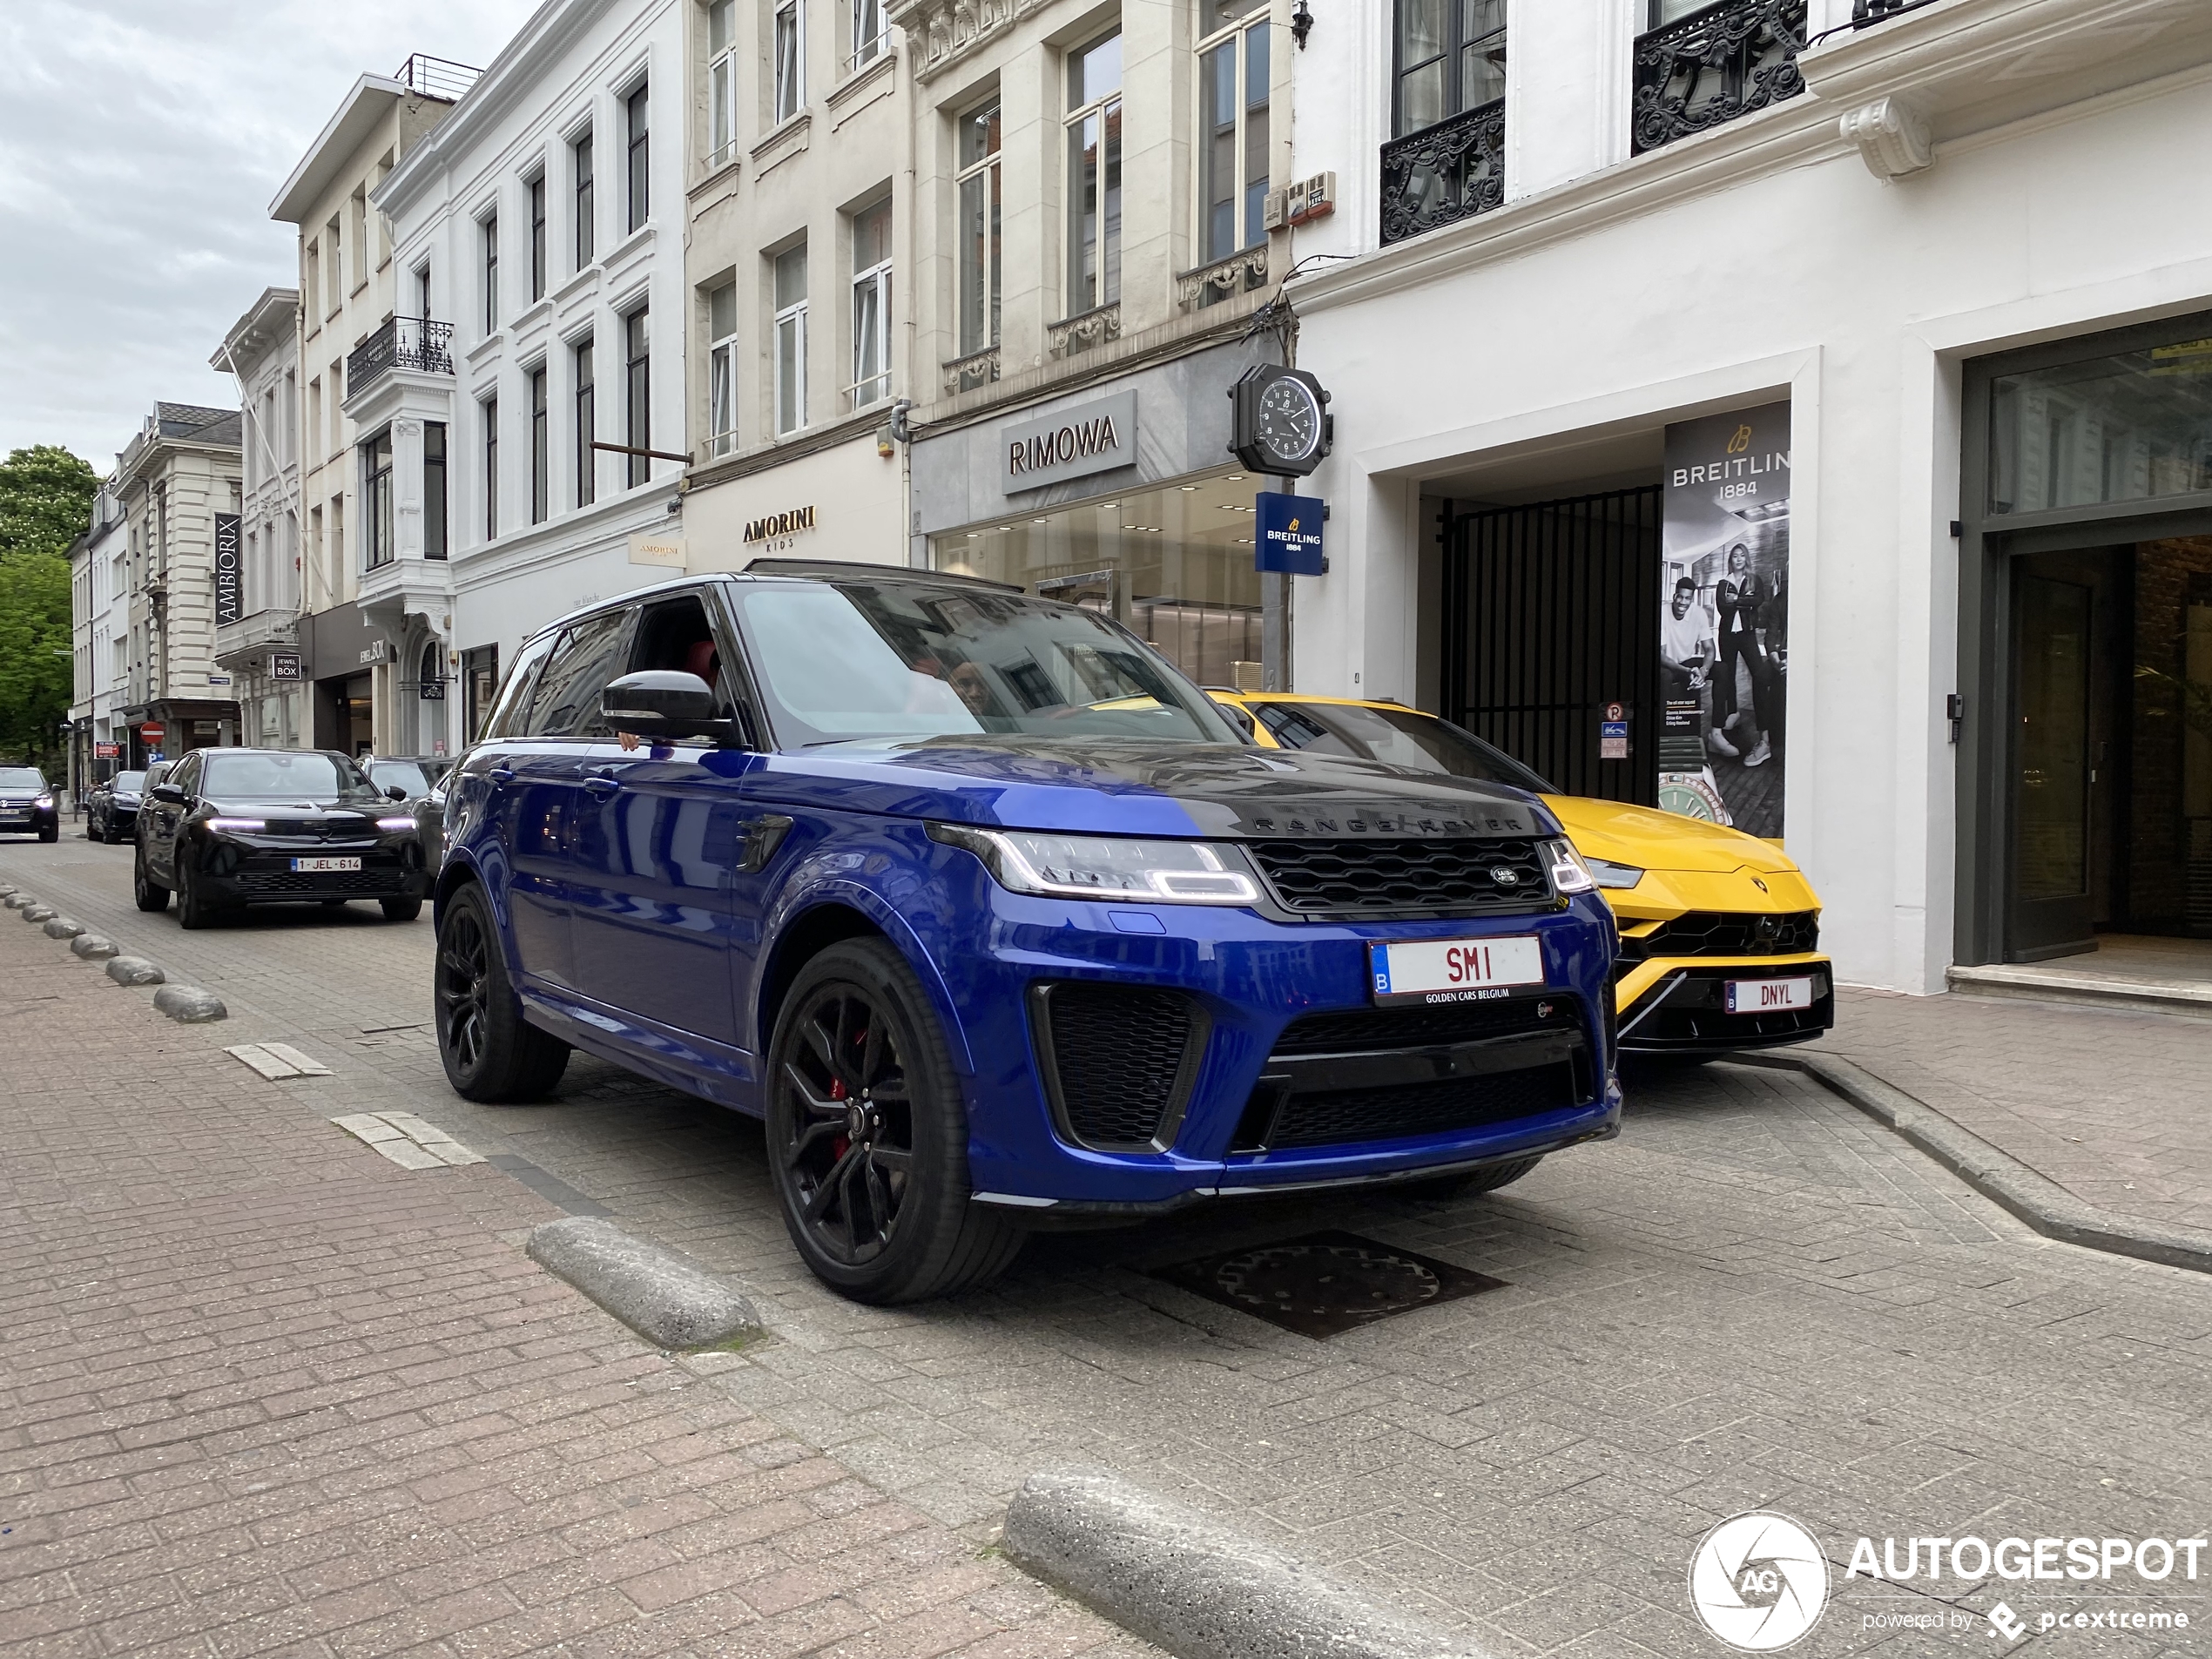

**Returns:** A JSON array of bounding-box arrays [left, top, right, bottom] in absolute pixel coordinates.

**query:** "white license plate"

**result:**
[[1371, 934, 1546, 1005], [1726, 976, 1814, 1014], [291, 856, 362, 873]]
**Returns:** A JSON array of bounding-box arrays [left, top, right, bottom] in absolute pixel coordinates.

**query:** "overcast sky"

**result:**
[[0, 1, 543, 474]]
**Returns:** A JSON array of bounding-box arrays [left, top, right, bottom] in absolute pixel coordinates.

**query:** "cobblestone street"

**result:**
[[5, 838, 2209, 1657]]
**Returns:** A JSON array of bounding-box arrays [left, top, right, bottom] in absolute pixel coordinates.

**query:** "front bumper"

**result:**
[[920, 857, 1623, 1210], [0, 805, 57, 834], [1615, 957, 1833, 1054]]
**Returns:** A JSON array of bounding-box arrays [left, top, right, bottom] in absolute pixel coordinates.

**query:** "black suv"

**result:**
[[134, 748, 430, 928], [0, 767, 58, 841], [86, 769, 149, 843]]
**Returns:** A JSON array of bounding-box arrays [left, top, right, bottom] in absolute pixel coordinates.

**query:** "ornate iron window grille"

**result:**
[[1379, 98, 1506, 247], [1631, 0, 1806, 157], [346, 317, 455, 394]]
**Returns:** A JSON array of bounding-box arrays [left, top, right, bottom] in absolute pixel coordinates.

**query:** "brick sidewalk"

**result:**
[[1814, 985, 2212, 1238], [0, 921, 1148, 1659]]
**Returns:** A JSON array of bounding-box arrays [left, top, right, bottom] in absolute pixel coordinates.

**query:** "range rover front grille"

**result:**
[[1268, 1067, 1577, 1150], [1033, 983, 1204, 1151], [1246, 838, 1551, 918]]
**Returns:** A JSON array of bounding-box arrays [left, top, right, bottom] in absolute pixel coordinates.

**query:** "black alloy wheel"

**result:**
[[103, 813, 122, 845], [174, 853, 221, 929], [765, 939, 1023, 1304], [435, 883, 569, 1102], [132, 839, 169, 912]]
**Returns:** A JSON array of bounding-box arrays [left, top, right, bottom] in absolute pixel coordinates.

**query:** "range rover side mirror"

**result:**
[[601, 671, 743, 745], [150, 784, 187, 805]]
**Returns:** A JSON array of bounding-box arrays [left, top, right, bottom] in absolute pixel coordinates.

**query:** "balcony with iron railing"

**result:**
[[346, 317, 455, 397], [1632, 0, 1808, 154], [1379, 99, 1506, 247], [393, 53, 482, 101]]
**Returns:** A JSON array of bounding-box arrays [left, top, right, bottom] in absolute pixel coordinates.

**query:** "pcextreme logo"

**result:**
[[1689, 1512, 1831, 1651]]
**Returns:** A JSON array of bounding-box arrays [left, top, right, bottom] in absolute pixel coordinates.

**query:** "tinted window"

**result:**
[[482, 631, 559, 739], [172, 754, 203, 795], [1251, 702, 1554, 792], [367, 760, 434, 796], [523, 609, 637, 738], [0, 767, 44, 789], [203, 752, 381, 802], [728, 581, 1241, 746], [112, 772, 147, 792]]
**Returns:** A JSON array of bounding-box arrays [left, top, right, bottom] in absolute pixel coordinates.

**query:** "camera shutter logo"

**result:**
[[1689, 1512, 1830, 1650]]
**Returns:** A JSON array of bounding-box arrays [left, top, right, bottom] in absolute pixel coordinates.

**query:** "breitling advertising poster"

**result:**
[[1659, 401, 1791, 840]]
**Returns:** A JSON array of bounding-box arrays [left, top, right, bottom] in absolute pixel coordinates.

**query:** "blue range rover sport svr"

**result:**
[[434, 565, 1622, 1302]]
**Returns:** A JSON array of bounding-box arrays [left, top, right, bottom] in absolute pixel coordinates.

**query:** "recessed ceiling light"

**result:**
[[1228, 475, 1245, 482], [1032, 517, 1049, 524], [1179, 485, 1197, 492]]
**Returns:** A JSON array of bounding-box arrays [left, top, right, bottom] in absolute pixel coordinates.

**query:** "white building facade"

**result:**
[[66, 483, 132, 799], [210, 287, 307, 750], [1282, 0, 2212, 992], [369, 0, 689, 751]]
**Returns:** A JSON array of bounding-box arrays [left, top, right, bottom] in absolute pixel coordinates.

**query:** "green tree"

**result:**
[[0, 551, 72, 767], [0, 445, 99, 562]]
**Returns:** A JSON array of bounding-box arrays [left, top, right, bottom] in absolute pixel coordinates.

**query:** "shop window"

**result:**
[[625, 308, 651, 486], [1988, 336, 2212, 517], [424, 421, 448, 559], [931, 470, 1264, 688], [707, 0, 740, 168], [1197, 0, 1269, 265], [364, 429, 394, 570], [707, 280, 739, 455], [955, 100, 1001, 366], [774, 244, 808, 435], [573, 336, 597, 507], [850, 199, 893, 410], [1394, 0, 1505, 138], [1065, 30, 1122, 317]]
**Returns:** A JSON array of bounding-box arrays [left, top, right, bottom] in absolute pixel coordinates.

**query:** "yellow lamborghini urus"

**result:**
[[1213, 693, 1833, 1058]]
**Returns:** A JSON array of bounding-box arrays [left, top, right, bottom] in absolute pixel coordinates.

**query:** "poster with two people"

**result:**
[[1659, 402, 1790, 840]]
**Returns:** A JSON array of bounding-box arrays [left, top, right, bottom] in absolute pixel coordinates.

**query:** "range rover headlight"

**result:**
[[1582, 856, 1645, 890], [1543, 839, 1601, 894], [928, 822, 1260, 905]]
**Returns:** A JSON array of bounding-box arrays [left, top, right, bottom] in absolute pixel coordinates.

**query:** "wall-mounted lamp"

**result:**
[[1291, 0, 1313, 49]]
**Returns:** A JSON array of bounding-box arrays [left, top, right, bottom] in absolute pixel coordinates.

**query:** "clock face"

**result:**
[[1255, 376, 1321, 462]]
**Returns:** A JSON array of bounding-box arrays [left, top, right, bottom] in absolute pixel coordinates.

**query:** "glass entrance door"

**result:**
[[2009, 573, 2094, 957]]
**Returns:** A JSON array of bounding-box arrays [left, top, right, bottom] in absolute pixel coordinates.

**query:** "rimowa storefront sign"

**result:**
[[1000, 392, 1137, 492]]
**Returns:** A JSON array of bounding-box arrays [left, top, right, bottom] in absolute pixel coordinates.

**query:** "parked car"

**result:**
[[363, 755, 452, 801], [0, 766, 59, 841], [133, 747, 430, 929], [435, 567, 1622, 1304], [1211, 693, 1833, 1058], [85, 769, 149, 843]]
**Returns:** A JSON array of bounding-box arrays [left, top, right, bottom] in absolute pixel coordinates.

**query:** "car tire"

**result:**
[[103, 816, 121, 845], [132, 840, 169, 912], [174, 854, 222, 930], [381, 897, 423, 922], [435, 882, 570, 1103], [1400, 1155, 1543, 1201], [765, 938, 1024, 1305], [38, 823, 57, 843], [84, 813, 98, 840]]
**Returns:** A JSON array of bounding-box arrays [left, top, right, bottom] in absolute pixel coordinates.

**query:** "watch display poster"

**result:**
[[1660, 401, 1791, 840]]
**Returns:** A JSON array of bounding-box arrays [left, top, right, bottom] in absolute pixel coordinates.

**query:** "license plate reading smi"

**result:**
[[1727, 976, 1814, 1014], [1370, 935, 1545, 1005], [291, 856, 362, 873]]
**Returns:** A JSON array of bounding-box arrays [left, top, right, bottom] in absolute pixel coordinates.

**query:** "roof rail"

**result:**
[[742, 557, 1025, 594]]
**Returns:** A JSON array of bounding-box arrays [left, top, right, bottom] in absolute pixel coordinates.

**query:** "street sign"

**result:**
[[1254, 491, 1325, 576], [138, 723, 165, 743], [271, 651, 303, 681], [95, 742, 119, 759]]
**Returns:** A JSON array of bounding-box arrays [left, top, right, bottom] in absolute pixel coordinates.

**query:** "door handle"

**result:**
[[583, 776, 623, 798], [488, 766, 516, 784]]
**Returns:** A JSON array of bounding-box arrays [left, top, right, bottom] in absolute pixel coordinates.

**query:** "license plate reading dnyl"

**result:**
[[291, 856, 362, 873], [1371, 935, 1546, 1005], [1726, 976, 1813, 1014]]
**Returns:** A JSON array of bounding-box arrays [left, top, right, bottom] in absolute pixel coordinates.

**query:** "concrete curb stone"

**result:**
[[21, 904, 55, 922], [3, 893, 31, 909], [152, 984, 228, 1022], [1003, 1467, 1493, 1659], [1747, 1052, 2212, 1277], [525, 1217, 759, 1350], [42, 916, 85, 940], [70, 934, 118, 960], [105, 955, 165, 986]]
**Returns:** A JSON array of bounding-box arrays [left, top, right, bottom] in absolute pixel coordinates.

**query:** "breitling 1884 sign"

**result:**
[[1255, 492, 1325, 575]]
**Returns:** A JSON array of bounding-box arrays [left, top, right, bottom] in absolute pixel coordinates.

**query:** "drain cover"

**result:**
[[1150, 1230, 1507, 1339]]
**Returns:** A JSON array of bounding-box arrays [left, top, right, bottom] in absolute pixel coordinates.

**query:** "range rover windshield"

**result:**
[[731, 579, 1246, 747]]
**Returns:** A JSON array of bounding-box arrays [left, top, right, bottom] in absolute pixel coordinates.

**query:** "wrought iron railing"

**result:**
[[394, 54, 482, 101], [1631, 0, 1807, 157], [346, 317, 455, 395], [1806, 0, 1943, 46], [1379, 99, 1506, 247]]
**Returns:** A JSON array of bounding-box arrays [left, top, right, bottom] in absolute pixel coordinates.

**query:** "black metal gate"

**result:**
[[1441, 486, 1662, 805]]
